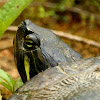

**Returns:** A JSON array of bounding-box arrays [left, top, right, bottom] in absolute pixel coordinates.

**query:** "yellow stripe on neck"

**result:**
[[24, 55, 30, 81]]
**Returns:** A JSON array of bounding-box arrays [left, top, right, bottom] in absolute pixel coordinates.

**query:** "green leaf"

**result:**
[[0, 81, 13, 93], [0, 0, 34, 38], [0, 69, 23, 93], [38, 6, 45, 18], [0, 92, 2, 100], [0, 69, 13, 86], [0, 69, 14, 92], [14, 78, 23, 91]]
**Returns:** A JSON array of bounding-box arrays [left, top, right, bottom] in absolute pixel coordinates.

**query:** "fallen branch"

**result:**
[[7, 26, 100, 48], [53, 30, 100, 48], [0, 39, 13, 51], [7, 26, 18, 31], [0, 26, 100, 51]]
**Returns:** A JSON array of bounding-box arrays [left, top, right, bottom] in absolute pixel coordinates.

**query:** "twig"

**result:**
[[5, 26, 100, 49], [67, 7, 100, 21], [0, 39, 13, 51], [7, 26, 18, 31], [53, 30, 100, 48], [0, 26, 100, 51]]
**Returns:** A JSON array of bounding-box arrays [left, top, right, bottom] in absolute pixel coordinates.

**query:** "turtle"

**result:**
[[9, 56, 100, 100], [13, 19, 82, 83], [10, 20, 100, 100]]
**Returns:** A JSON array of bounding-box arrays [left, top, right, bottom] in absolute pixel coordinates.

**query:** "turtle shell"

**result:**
[[9, 56, 100, 100]]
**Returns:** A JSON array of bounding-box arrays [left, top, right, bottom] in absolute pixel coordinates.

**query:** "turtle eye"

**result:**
[[24, 39, 34, 48], [24, 38, 37, 50], [25, 33, 40, 47], [24, 33, 40, 50]]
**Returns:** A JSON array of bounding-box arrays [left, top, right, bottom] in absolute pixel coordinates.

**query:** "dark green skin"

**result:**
[[9, 56, 100, 100], [14, 19, 82, 83]]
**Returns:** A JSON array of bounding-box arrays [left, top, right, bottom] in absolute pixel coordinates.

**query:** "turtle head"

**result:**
[[14, 20, 58, 83]]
